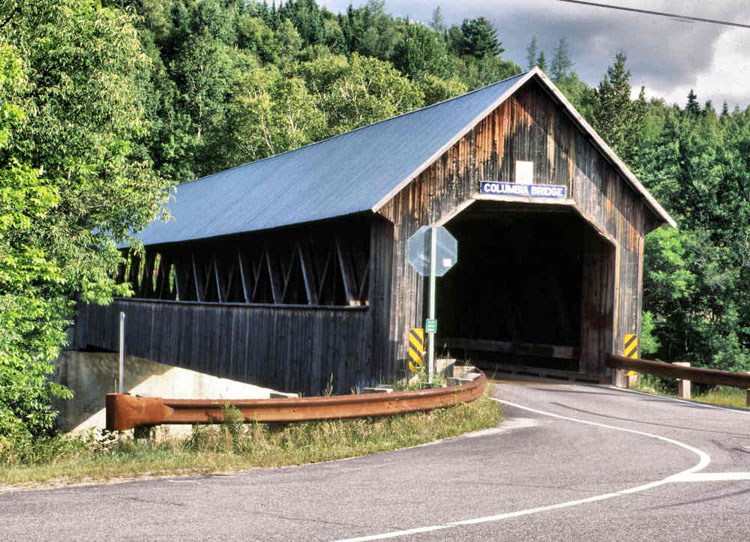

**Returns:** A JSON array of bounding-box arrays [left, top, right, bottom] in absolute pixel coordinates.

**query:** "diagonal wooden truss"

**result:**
[[117, 223, 371, 307]]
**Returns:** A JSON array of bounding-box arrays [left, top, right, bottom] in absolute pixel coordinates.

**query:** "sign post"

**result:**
[[407, 226, 458, 383], [118, 312, 126, 394], [428, 226, 437, 383]]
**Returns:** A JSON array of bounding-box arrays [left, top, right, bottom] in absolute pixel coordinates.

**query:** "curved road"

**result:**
[[4, 378, 750, 541]]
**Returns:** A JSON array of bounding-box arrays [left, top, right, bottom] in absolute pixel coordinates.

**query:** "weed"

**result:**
[[323, 374, 335, 397], [393, 358, 449, 391], [0, 388, 501, 486], [221, 403, 245, 453]]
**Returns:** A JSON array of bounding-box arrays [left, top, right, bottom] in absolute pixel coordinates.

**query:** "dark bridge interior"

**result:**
[[436, 201, 609, 374]]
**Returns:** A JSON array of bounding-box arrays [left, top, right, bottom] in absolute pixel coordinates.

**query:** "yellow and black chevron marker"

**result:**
[[408, 328, 425, 373], [624, 334, 639, 359], [624, 334, 639, 376]]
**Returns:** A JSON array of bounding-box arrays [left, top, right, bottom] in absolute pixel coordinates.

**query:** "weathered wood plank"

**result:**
[[376, 78, 651, 377]]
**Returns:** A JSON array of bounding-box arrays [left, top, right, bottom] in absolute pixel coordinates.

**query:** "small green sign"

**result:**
[[425, 318, 437, 334]]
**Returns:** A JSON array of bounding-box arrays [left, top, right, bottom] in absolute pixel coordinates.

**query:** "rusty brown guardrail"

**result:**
[[106, 372, 486, 431], [607, 354, 750, 389]]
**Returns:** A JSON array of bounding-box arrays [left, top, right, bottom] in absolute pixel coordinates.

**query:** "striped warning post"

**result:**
[[408, 328, 425, 373], [624, 334, 639, 377], [624, 334, 639, 359]]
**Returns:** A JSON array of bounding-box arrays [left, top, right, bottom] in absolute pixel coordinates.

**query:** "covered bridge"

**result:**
[[74, 68, 674, 395]]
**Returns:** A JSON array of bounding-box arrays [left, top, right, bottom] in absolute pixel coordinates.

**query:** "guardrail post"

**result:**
[[613, 368, 626, 388], [134, 425, 153, 444], [625, 372, 639, 389], [672, 361, 691, 399]]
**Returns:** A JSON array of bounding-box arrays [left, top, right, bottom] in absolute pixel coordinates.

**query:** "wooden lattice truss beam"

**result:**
[[117, 223, 370, 307]]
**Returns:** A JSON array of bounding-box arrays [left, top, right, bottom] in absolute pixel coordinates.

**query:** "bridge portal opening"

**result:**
[[435, 201, 615, 378]]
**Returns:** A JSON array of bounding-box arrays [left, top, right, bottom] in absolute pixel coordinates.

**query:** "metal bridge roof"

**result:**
[[135, 68, 673, 246]]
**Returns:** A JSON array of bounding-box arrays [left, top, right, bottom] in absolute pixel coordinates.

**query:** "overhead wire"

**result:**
[[557, 0, 750, 29]]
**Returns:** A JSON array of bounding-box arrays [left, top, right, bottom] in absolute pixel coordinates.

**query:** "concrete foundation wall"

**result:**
[[53, 351, 294, 434]]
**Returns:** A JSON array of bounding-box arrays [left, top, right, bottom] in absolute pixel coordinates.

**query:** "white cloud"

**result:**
[[647, 27, 750, 108], [318, 0, 750, 109]]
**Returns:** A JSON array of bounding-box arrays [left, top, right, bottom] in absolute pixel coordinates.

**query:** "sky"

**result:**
[[317, 0, 750, 109]]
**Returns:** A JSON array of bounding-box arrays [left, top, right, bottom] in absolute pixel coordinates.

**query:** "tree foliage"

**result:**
[[589, 53, 749, 370], [0, 0, 169, 437], [590, 52, 646, 164], [550, 38, 572, 83], [637, 101, 750, 370], [451, 17, 504, 60]]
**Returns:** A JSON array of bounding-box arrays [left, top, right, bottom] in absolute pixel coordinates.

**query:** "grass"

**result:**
[[0, 386, 501, 488], [695, 387, 750, 409], [634, 375, 749, 409]]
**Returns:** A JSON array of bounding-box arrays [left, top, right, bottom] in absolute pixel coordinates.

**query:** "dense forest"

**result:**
[[0, 0, 747, 438]]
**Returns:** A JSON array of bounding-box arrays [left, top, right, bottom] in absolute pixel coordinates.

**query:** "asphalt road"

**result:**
[[4, 378, 750, 541]]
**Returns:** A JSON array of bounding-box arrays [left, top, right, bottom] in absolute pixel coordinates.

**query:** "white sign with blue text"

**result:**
[[480, 181, 567, 199]]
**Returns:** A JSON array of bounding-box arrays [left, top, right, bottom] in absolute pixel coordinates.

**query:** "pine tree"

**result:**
[[591, 52, 640, 159], [277, 0, 324, 46], [526, 36, 538, 71], [537, 50, 547, 72], [550, 37, 572, 82], [703, 100, 715, 118], [458, 17, 503, 59], [430, 6, 445, 33], [685, 89, 701, 116]]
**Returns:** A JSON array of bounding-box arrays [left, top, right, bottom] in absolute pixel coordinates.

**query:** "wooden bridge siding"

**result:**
[[368, 215, 396, 384], [75, 299, 369, 396], [378, 79, 651, 374]]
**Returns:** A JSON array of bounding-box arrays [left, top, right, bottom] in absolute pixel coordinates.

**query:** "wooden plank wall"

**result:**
[[378, 78, 655, 374], [73, 214, 391, 396], [367, 215, 396, 384], [75, 299, 370, 396]]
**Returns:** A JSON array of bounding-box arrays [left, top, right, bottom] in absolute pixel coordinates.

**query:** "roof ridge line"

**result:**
[[174, 71, 529, 189]]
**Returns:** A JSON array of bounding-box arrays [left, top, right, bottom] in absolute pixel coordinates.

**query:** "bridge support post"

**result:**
[[672, 361, 691, 399]]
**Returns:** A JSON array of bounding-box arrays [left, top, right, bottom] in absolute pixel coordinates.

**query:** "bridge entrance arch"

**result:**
[[433, 200, 616, 380]]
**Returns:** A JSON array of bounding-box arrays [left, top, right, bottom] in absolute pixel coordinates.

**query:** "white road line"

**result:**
[[496, 399, 711, 475], [332, 398, 711, 542]]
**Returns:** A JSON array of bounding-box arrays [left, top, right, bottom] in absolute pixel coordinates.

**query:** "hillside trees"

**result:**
[[0, 0, 169, 437], [637, 104, 750, 370], [525, 35, 593, 117], [117, 1, 522, 181], [587, 53, 750, 370]]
